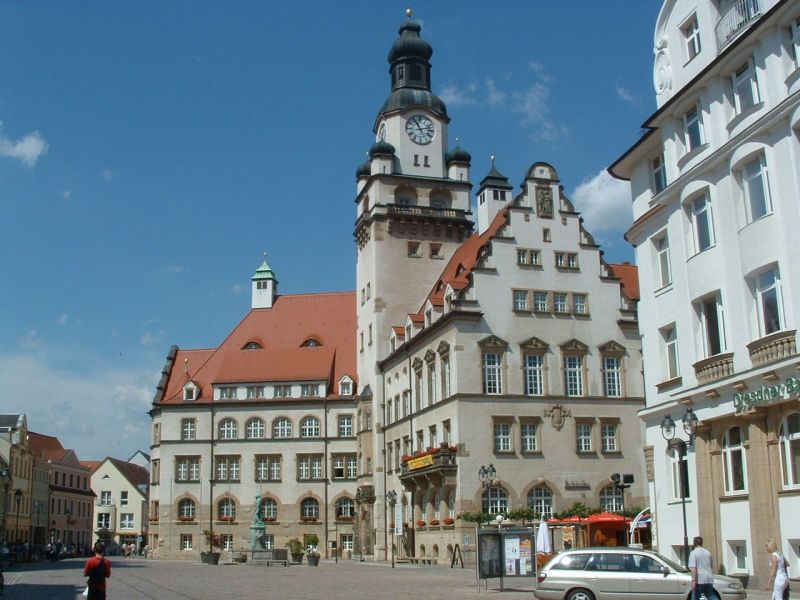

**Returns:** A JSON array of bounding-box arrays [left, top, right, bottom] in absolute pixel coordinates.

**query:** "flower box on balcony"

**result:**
[[442, 517, 455, 525], [148, 517, 159, 522], [336, 516, 354, 523], [265, 517, 277, 522], [429, 519, 440, 526], [177, 517, 194, 522], [416, 520, 426, 528], [216, 516, 235, 523], [300, 516, 319, 523], [401, 454, 412, 463]]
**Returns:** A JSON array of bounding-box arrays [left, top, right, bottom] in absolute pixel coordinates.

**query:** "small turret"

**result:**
[[251, 254, 278, 309], [446, 141, 471, 182], [477, 156, 512, 234]]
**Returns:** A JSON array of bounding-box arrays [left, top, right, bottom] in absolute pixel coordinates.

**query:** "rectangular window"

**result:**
[[301, 384, 317, 397], [180, 534, 193, 551], [120, 513, 134, 529], [690, 195, 714, 252], [573, 294, 588, 315], [338, 415, 353, 437], [255, 456, 281, 482], [97, 513, 110, 529], [220, 534, 234, 551], [755, 268, 785, 336], [684, 105, 705, 152], [682, 15, 701, 61], [181, 419, 196, 441], [603, 357, 622, 397], [408, 242, 421, 257], [513, 290, 528, 311], [601, 423, 618, 452], [274, 385, 291, 398], [655, 234, 672, 288], [564, 355, 584, 396], [428, 425, 438, 449], [215, 456, 240, 482], [653, 153, 667, 194], [347, 456, 357, 479], [298, 456, 324, 480], [99, 491, 111, 506], [517, 249, 529, 265], [662, 325, 680, 380], [731, 58, 759, 114], [219, 386, 237, 400], [555, 252, 565, 268], [554, 293, 568, 314], [341, 534, 354, 551], [441, 355, 451, 399], [494, 422, 511, 452], [567, 254, 578, 269], [247, 385, 264, 399], [698, 294, 726, 357], [671, 445, 691, 500], [524, 354, 544, 396], [176, 457, 200, 482], [741, 156, 771, 222], [520, 422, 538, 452], [120, 491, 128, 506], [533, 291, 548, 312], [482, 353, 502, 394], [576, 423, 593, 452]]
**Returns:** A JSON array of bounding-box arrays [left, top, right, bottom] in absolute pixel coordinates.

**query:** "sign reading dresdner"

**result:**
[[733, 376, 800, 412]]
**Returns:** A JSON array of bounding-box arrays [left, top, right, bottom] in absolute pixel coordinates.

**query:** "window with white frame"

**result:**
[[513, 290, 528, 311], [335, 497, 355, 518], [97, 513, 110, 529], [661, 325, 680, 380], [180, 534, 192, 550], [215, 456, 240, 482], [338, 415, 353, 437], [601, 422, 618, 452], [217, 498, 236, 520], [246, 418, 266, 439], [99, 491, 112, 506], [482, 487, 508, 515], [730, 541, 748, 572], [653, 152, 667, 194], [219, 386, 237, 400], [533, 291, 549, 312], [603, 357, 622, 397], [655, 234, 672, 288], [300, 416, 321, 438], [754, 267, 785, 336], [697, 293, 726, 357], [441, 354, 451, 399], [779, 413, 800, 488], [176, 457, 200, 482], [341, 534, 354, 551], [567, 254, 578, 269], [517, 248, 529, 265], [599, 484, 623, 512], [274, 384, 291, 398], [741, 155, 771, 222], [670, 445, 691, 501], [520, 421, 539, 452], [682, 15, 701, 60], [301, 384, 318, 397], [255, 456, 281, 482], [301, 497, 320, 518], [339, 379, 352, 396], [178, 498, 196, 518], [524, 354, 545, 396], [527, 485, 552, 519], [576, 422, 593, 452], [429, 425, 438, 449], [482, 353, 502, 394], [221, 534, 234, 551], [298, 455, 324, 480], [427, 360, 438, 405], [272, 417, 292, 438], [494, 422, 512, 452], [573, 294, 588, 315], [689, 194, 714, 253], [554, 293, 568, 314], [181, 419, 196, 441], [218, 418, 237, 440], [684, 105, 705, 152], [246, 385, 264, 399], [722, 427, 748, 494], [731, 58, 759, 114], [263, 498, 277, 520], [120, 513, 134, 529], [564, 355, 584, 397]]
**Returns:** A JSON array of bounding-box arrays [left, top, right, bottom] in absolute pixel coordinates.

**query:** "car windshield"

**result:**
[[650, 552, 689, 573]]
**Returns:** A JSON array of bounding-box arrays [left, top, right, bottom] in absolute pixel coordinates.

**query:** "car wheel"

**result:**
[[566, 589, 595, 600]]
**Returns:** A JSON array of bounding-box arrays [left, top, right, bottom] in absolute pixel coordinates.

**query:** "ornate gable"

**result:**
[[477, 335, 509, 349], [560, 339, 588, 353]]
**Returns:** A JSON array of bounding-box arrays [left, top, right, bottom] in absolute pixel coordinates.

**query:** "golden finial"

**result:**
[[491, 154, 496, 164], [406, 7, 413, 18]]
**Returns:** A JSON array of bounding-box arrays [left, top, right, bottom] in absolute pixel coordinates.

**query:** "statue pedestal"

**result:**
[[250, 523, 266, 550]]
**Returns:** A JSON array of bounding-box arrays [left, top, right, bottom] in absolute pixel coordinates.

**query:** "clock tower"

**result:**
[[353, 13, 473, 558]]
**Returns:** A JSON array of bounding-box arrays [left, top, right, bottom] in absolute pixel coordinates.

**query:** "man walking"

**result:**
[[83, 541, 111, 600], [688, 536, 717, 600]]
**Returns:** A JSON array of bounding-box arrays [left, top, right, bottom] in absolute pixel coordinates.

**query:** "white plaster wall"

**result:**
[[719, 499, 752, 575], [778, 494, 800, 579]]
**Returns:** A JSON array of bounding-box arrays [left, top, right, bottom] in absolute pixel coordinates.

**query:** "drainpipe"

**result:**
[[323, 391, 329, 556]]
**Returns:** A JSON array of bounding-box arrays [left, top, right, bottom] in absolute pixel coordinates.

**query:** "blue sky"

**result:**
[[0, 1, 660, 459]]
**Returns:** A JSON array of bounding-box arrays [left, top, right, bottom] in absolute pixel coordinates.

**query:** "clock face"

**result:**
[[377, 123, 386, 142], [405, 115, 435, 145]]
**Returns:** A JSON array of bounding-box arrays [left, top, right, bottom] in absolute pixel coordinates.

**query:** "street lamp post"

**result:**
[[65, 507, 72, 550], [477, 465, 499, 593], [386, 490, 397, 569], [661, 408, 698, 567], [14, 489, 22, 544]]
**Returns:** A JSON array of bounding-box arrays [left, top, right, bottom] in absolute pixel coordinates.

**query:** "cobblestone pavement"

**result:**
[[0, 557, 792, 599]]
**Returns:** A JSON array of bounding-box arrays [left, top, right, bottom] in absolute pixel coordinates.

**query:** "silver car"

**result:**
[[534, 547, 746, 600]]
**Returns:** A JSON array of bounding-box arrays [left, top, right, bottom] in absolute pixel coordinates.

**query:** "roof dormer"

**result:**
[[183, 381, 199, 402]]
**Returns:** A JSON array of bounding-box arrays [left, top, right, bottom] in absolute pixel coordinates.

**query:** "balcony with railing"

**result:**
[[716, 0, 762, 50], [399, 443, 458, 489], [693, 352, 735, 385], [747, 330, 797, 367]]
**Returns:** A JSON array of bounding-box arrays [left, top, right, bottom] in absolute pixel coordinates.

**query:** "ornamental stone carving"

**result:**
[[653, 38, 673, 97], [544, 404, 571, 431]]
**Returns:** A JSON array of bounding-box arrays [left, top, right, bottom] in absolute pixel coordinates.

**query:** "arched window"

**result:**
[[722, 426, 748, 493], [527, 485, 553, 519], [263, 498, 277, 520], [218, 498, 236, 520], [482, 487, 508, 515], [780, 413, 800, 488], [599, 485, 623, 512], [335, 497, 354, 518], [272, 417, 292, 439], [218, 418, 237, 440], [302, 338, 321, 347], [245, 418, 265, 439], [300, 417, 321, 438], [301, 498, 320, 519], [178, 498, 195, 519]]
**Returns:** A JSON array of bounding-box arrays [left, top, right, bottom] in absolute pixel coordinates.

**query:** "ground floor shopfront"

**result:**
[[645, 355, 800, 590]]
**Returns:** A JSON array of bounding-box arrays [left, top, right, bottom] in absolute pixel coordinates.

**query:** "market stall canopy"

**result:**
[[547, 515, 586, 525], [585, 512, 632, 524]]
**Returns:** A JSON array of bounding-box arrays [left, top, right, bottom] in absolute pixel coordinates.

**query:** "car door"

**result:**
[[584, 552, 630, 600], [628, 553, 682, 599]]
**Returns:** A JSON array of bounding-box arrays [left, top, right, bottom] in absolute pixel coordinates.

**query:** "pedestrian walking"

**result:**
[[688, 536, 718, 600], [83, 541, 111, 600], [764, 539, 790, 600]]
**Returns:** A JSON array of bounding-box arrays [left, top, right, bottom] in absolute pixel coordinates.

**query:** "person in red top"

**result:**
[[83, 541, 111, 600]]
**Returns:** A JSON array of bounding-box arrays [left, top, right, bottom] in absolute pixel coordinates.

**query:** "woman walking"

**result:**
[[764, 539, 790, 600]]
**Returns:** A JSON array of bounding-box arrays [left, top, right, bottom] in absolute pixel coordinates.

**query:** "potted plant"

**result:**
[[286, 538, 304, 564], [416, 519, 426, 528], [201, 530, 222, 565], [442, 517, 455, 526], [306, 534, 320, 566]]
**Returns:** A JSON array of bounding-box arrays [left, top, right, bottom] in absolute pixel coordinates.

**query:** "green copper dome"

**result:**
[[252, 258, 277, 282], [446, 145, 471, 165]]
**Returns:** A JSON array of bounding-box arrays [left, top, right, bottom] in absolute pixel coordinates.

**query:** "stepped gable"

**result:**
[[158, 291, 357, 404]]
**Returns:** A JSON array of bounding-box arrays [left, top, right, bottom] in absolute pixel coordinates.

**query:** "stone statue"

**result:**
[[254, 494, 265, 525]]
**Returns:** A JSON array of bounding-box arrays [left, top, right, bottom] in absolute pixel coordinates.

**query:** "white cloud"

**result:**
[[570, 170, 633, 238], [17, 329, 41, 349], [229, 283, 245, 294], [102, 169, 113, 181], [0, 349, 155, 459], [163, 264, 184, 274], [140, 330, 164, 346], [0, 122, 49, 168], [56, 314, 81, 326], [439, 82, 478, 107], [616, 85, 637, 104], [58, 190, 72, 200], [485, 78, 507, 106]]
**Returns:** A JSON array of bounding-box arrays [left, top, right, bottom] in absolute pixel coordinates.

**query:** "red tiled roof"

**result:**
[[159, 292, 356, 404], [106, 457, 149, 489], [29, 431, 64, 458], [80, 461, 103, 473], [392, 326, 405, 335], [608, 263, 640, 301]]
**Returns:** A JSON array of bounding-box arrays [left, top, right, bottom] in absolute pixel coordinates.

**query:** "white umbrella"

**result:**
[[536, 520, 553, 553]]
